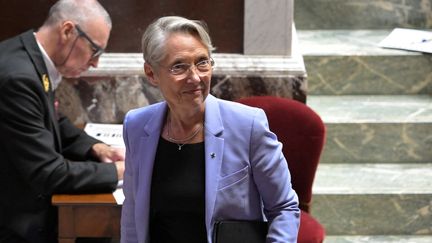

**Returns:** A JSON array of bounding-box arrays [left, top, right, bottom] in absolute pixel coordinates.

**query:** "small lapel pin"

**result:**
[[210, 152, 216, 158], [42, 74, 50, 92]]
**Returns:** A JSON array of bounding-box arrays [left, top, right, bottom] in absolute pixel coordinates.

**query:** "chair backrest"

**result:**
[[236, 96, 326, 212]]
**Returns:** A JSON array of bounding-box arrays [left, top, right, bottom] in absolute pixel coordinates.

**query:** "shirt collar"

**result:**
[[34, 33, 63, 90]]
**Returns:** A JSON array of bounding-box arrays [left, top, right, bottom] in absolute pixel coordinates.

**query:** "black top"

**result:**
[[149, 137, 207, 243]]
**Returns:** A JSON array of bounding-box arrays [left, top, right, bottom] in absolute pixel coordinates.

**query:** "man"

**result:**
[[0, 0, 125, 242]]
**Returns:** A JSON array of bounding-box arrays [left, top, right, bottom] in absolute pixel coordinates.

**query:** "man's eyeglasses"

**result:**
[[75, 25, 105, 58], [168, 58, 214, 78]]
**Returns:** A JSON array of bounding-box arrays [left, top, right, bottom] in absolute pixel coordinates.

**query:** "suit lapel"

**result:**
[[21, 30, 61, 150], [203, 95, 225, 234]]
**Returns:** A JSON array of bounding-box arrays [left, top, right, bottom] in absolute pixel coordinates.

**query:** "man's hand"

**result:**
[[91, 143, 125, 181], [91, 143, 125, 163]]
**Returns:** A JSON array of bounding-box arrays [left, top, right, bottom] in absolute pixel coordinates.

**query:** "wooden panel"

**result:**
[[57, 206, 75, 238], [74, 206, 120, 237], [52, 193, 117, 205], [53, 193, 121, 241], [59, 240, 75, 243], [0, 0, 244, 53], [0, 1, 54, 39]]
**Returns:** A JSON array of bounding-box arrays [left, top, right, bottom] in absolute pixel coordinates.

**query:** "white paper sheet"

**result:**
[[378, 28, 432, 54], [113, 188, 125, 205], [84, 123, 125, 147]]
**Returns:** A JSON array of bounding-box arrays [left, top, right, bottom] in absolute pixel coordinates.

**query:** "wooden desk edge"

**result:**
[[52, 193, 117, 205]]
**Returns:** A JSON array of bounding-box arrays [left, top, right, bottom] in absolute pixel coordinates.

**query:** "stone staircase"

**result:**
[[295, 1, 432, 242]]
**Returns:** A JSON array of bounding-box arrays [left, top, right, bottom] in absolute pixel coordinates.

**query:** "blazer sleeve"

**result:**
[[249, 109, 300, 243]]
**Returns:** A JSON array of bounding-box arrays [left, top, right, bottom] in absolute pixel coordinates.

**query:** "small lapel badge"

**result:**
[[42, 74, 50, 92], [210, 152, 216, 159]]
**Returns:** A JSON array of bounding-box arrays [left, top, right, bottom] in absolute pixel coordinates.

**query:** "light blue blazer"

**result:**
[[120, 95, 300, 243]]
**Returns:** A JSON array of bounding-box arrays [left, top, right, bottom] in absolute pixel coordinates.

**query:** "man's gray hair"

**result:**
[[141, 16, 215, 66], [43, 0, 111, 29]]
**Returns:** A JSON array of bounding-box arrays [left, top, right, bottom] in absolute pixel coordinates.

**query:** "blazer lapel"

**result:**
[[21, 30, 61, 150], [203, 95, 225, 235], [134, 97, 225, 241], [135, 103, 168, 242]]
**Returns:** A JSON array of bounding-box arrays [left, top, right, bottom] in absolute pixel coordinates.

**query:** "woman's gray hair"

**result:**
[[141, 16, 215, 66], [43, 0, 111, 29]]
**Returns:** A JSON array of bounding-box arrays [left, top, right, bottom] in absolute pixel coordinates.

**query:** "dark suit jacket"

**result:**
[[0, 30, 118, 243]]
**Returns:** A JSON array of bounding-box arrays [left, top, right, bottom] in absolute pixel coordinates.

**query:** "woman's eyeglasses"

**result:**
[[168, 58, 214, 78]]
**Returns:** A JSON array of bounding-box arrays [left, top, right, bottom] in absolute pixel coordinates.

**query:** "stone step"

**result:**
[[295, 0, 432, 30], [307, 95, 432, 164], [311, 163, 432, 235], [298, 29, 432, 95], [324, 235, 432, 243]]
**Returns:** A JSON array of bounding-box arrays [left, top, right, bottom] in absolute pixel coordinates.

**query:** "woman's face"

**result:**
[[145, 32, 212, 112]]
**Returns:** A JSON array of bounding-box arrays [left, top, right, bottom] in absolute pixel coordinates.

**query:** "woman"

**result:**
[[120, 16, 300, 243]]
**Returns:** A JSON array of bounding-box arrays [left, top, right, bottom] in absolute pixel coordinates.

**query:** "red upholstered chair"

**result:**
[[236, 96, 326, 243]]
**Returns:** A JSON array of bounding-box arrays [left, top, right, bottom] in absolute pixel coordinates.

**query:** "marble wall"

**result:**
[[295, 0, 432, 29], [312, 194, 432, 235], [298, 30, 432, 95], [56, 54, 307, 126], [56, 75, 306, 126]]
